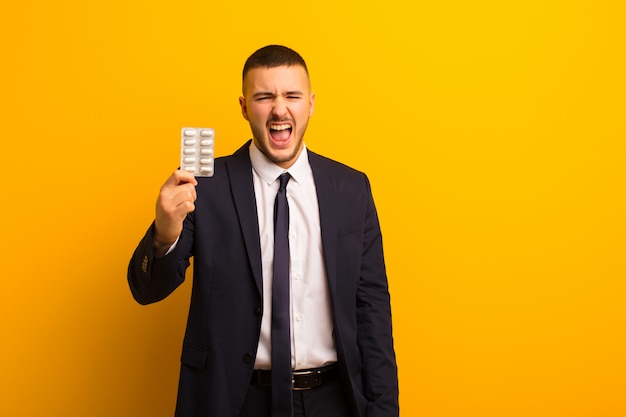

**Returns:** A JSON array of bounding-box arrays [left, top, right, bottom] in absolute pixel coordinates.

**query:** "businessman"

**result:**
[[128, 44, 398, 417]]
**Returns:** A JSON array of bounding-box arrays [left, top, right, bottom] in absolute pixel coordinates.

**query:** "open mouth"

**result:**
[[269, 123, 292, 145]]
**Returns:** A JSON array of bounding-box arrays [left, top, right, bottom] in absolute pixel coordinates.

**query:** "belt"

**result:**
[[252, 364, 338, 391]]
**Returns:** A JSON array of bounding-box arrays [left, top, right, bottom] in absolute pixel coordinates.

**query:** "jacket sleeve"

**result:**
[[127, 214, 195, 305], [357, 175, 399, 416]]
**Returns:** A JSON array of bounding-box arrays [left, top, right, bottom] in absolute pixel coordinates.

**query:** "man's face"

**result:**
[[239, 65, 315, 168]]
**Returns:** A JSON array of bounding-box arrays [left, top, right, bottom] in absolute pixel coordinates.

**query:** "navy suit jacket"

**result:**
[[128, 141, 398, 417]]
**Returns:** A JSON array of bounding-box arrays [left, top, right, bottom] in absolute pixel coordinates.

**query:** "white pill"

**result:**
[[183, 166, 196, 172], [184, 157, 196, 163], [183, 129, 197, 137], [200, 130, 213, 137], [200, 139, 213, 146], [184, 139, 197, 146], [200, 148, 213, 155], [183, 148, 196, 155], [200, 158, 213, 165], [200, 166, 213, 174]]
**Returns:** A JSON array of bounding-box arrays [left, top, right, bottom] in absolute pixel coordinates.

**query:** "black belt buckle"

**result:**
[[291, 369, 321, 391]]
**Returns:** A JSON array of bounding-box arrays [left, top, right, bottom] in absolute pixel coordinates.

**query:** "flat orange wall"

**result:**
[[1, 1, 625, 416]]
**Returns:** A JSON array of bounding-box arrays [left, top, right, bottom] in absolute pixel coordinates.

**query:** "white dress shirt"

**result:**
[[249, 142, 337, 370]]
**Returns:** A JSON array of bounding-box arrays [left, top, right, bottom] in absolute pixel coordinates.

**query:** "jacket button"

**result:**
[[243, 353, 253, 363], [254, 307, 262, 316]]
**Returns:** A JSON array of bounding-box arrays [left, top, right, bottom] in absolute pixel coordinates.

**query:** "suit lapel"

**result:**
[[308, 151, 339, 301], [225, 144, 340, 298], [225, 141, 264, 295]]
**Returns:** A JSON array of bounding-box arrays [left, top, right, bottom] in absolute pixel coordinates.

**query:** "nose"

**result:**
[[271, 96, 288, 118]]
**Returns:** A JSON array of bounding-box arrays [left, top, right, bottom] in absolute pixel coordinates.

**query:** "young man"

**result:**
[[128, 45, 399, 417]]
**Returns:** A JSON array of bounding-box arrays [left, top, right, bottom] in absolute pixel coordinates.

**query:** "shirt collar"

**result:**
[[249, 141, 310, 186]]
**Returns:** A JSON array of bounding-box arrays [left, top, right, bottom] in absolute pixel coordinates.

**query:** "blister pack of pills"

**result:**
[[180, 127, 215, 177]]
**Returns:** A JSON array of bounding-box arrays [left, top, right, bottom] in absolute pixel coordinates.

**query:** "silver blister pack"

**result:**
[[180, 127, 214, 177]]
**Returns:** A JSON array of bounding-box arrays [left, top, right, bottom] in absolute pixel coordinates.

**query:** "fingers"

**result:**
[[154, 170, 199, 246], [162, 185, 196, 211], [160, 172, 198, 209], [165, 169, 199, 187]]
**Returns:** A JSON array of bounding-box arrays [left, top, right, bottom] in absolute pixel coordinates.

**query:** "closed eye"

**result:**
[[251, 92, 304, 102]]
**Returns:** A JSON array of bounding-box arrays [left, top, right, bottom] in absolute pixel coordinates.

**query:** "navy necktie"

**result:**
[[272, 172, 292, 417]]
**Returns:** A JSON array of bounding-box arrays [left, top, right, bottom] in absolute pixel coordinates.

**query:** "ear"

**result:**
[[239, 96, 249, 121], [309, 92, 315, 117]]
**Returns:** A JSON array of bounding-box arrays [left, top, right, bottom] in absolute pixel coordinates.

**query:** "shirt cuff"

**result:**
[[164, 236, 180, 256]]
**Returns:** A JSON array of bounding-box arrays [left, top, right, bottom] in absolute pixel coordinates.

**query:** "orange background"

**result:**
[[1, 1, 625, 416]]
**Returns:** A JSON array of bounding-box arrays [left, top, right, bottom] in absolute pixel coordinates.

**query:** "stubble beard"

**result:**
[[250, 123, 307, 166]]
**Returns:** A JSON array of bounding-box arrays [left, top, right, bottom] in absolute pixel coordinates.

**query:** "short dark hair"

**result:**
[[242, 45, 309, 81]]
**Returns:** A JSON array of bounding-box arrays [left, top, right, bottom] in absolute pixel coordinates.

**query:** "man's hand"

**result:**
[[154, 170, 198, 256]]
